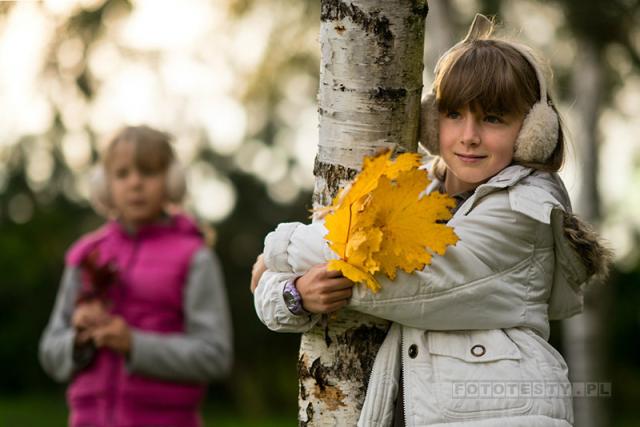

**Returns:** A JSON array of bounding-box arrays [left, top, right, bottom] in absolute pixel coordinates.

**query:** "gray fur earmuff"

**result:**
[[89, 166, 111, 216], [418, 14, 559, 163], [166, 161, 187, 204], [89, 161, 186, 217], [510, 43, 559, 163]]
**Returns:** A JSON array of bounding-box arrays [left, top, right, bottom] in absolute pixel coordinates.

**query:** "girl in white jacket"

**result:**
[[252, 14, 611, 427]]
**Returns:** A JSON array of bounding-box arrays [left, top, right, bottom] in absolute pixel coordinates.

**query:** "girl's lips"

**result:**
[[455, 153, 487, 163]]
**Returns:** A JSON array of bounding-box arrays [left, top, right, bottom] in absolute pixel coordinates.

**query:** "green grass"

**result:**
[[3, 393, 640, 427], [0, 394, 293, 427]]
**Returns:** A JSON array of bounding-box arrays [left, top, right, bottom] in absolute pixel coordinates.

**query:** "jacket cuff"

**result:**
[[274, 277, 318, 326], [59, 330, 78, 380], [254, 271, 320, 332], [126, 330, 153, 373]]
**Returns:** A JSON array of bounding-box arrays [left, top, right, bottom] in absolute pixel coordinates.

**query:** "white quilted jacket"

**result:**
[[255, 165, 602, 426]]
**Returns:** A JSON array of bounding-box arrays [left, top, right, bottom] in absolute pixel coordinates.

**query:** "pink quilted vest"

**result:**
[[66, 214, 206, 427]]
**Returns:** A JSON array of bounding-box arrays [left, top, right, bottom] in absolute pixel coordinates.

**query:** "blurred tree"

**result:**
[[562, 38, 609, 427], [295, 0, 427, 425], [0, 0, 323, 418], [423, 0, 455, 65], [549, 2, 640, 426]]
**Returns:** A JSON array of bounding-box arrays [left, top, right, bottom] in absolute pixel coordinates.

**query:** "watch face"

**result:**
[[283, 290, 297, 310]]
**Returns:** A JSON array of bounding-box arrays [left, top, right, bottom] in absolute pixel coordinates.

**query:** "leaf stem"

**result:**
[[345, 202, 353, 262]]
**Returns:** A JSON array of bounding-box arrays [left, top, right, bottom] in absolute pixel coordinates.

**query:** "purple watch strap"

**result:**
[[283, 277, 308, 316]]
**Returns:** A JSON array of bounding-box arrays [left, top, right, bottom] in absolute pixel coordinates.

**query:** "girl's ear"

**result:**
[[89, 165, 113, 217], [419, 93, 440, 155], [166, 161, 186, 203]]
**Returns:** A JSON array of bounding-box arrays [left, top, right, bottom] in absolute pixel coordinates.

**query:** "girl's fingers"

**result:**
[[322, 267, 356, 287], [75, 329, 92, 344], [326, 277, 354, 289], [100, 314, 113, 326], [77, 316, 92, 329], [324, 288, 353, 303], [92, 331, 105, 347], [323, 267, 343, 278]]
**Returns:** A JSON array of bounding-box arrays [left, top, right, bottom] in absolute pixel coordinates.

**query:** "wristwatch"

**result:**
[[283, 277, 309, 316]]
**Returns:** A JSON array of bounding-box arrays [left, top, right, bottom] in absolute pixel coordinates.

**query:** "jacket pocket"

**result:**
[[427, 329, 533, 418]]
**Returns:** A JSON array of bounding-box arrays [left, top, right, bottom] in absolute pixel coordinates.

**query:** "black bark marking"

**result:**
[[298, 354, 309, 400], [300, 402, 314, 426], [370, 86, 407, 102], [412, 0, 429, 17], [323, 317, 333, 347], [334, 324, 389, 401], [321, 0, 394, 49], [313, 156, 359, 206], [337, 83, 355, 92], [306, 402, 314, 422], [310, 357, 330, 391]]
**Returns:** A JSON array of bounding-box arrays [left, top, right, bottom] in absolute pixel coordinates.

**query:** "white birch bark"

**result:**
[[563, 39, 610, 427], [298, 1, 427, 425]]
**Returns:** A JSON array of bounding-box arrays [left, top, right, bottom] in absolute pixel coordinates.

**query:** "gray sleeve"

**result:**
[[127, 247, 233, 382], [39, 266, 84, 382]]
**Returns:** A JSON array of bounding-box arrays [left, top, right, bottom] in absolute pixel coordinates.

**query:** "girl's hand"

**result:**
[[296, 264, 353, 314], [91, 316, 132, 356], [250, 254, 267, 294], [72, 300, 110, 344]]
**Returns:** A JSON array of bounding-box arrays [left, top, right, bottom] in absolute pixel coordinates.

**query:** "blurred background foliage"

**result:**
[[0, 0, 638, 425]]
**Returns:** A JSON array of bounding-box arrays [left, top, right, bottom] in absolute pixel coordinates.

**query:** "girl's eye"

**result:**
[[445, 111, 461, 119], [484, 114, 504, 124], [114, 168, 129, 179], [140, 169, 161, 177]]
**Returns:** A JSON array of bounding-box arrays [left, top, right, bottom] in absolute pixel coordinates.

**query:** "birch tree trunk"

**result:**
[[297, 1, 428, 425], [563, 39, 610, 427]]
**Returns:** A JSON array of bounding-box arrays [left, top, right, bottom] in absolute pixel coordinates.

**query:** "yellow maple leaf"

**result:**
[[324, 151, 421, 259], [365, 170, 458, 280], [328, 259, 380, 292], [324, 151, 459, 292], [345, 228, 383, 273]]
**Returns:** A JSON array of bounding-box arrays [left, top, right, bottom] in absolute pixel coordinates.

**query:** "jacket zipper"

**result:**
[[121, 235, 140, 303], [363, 347, 380, 426], [401, 328, 409, 427], [108, 235, 140, 427], [106, 352, 118, 427]]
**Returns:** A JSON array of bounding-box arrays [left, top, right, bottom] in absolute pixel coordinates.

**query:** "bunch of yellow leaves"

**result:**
[[324, 151, 459, 292]]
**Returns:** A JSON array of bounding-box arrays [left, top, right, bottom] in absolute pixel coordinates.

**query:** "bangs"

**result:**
[[435, 40, 539, 115], [104, 126, 174, 173], [132, 136, 172, 173]]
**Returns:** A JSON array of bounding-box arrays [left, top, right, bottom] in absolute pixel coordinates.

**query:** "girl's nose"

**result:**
[[460, 115, 481, 146], [128, 170, 143, 187]]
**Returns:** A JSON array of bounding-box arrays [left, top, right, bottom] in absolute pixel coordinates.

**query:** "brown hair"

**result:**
[[432, 38, 565, 179], [103, 125, 175, 174]]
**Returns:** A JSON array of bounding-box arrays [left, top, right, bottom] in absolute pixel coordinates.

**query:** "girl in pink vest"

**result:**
[[40, 126, 233, 427]]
